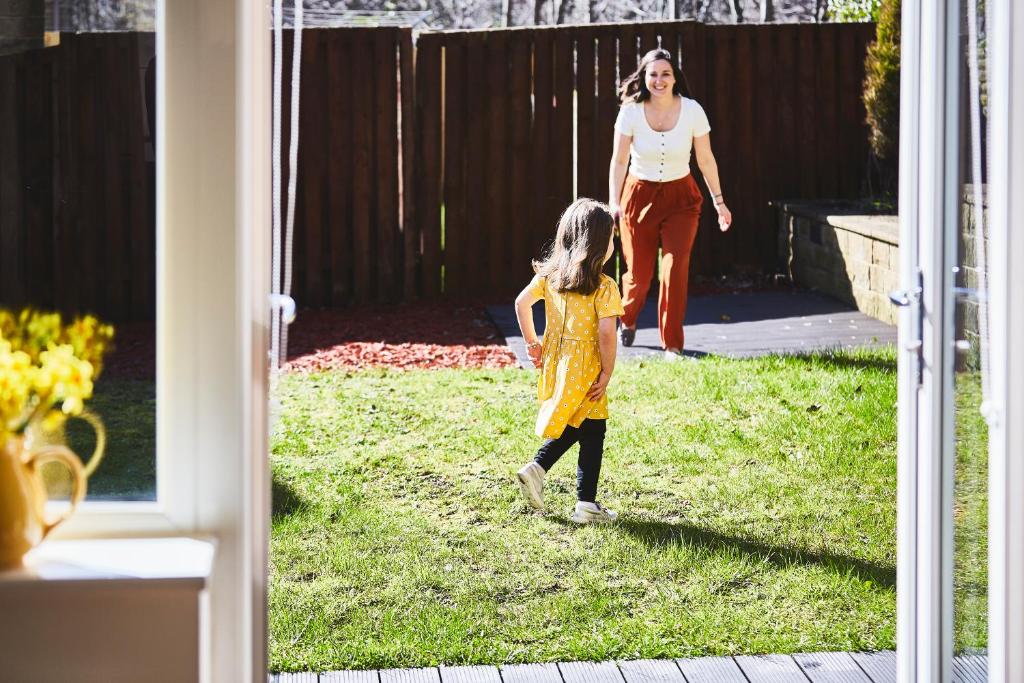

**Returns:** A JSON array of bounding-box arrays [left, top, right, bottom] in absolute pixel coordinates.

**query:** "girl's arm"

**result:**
[[693, 133, 732, 231], [587, 316, 618, 401], [515, 284, 543, 368], [608, 132, 632, 215]]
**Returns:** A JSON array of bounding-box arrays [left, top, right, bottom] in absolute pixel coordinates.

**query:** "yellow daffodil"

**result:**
[[0, 309, 113, 439]]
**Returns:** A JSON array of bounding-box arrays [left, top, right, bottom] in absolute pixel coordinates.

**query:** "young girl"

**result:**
[[514, 198, 624, 524]]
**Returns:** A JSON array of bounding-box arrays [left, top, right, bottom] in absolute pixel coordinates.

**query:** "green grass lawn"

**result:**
[[269, 348, 901, 672]]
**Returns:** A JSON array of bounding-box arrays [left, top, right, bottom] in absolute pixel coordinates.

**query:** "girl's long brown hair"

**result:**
[[532, 198, 614, 295], [618, 48, 692, 103]]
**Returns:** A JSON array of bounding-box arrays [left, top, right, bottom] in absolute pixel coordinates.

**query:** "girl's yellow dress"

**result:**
[[528, 273, 625, 439]]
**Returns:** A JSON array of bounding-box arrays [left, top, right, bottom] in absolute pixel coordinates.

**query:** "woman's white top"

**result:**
[[613, 96, 711, 182]]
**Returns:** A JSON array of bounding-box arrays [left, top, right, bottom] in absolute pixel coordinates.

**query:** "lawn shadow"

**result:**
[[781, 351, 897, 373], [272, 472, 305, 520], [607, 516, 896, 589]]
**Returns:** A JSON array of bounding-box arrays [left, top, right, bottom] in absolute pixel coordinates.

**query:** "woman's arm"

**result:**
[[515, 284, 543, 367], [587, 316, 618, 401], [693, 133, 732, 231], [608, 132, 632, 215]]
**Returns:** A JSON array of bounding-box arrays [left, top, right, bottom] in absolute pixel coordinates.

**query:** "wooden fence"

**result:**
[[0, 22, 875, 320], [0, 33, 155, 321], [415, 21, 877, 298]]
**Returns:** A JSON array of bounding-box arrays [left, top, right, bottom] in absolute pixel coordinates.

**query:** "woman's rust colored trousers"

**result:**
[[619, 173, 704, 351]]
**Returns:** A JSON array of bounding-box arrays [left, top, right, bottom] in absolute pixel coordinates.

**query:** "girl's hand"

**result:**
[[526, 341, 543, 368], [716, 202, 732, 232], [587, 370, 611, 401]]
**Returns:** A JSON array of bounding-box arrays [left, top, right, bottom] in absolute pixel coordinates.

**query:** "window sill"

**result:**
[[0, 536, 214, 590]]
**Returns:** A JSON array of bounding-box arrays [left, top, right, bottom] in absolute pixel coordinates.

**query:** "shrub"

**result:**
[[863, 0, 900, 197], [829, 0, 882, 22]]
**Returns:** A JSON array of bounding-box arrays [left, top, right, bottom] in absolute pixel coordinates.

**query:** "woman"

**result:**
[[609, 48, 732, 359]]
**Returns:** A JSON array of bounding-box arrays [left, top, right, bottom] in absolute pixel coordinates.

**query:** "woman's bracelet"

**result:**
[[526, 341, 542, 350]]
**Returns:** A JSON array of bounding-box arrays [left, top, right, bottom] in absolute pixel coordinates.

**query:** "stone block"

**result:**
[[845, 232, 871, 263], [872, 238, 890, 268], [845, 258, 871, 289], [870, 264, 899, 296]]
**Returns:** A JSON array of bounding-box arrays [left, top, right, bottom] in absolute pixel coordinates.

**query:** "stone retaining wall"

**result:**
[[776, 202, 900, 325]]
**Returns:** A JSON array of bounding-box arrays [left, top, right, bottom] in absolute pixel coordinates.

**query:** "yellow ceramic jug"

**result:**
[[0, 411, 104, 569]]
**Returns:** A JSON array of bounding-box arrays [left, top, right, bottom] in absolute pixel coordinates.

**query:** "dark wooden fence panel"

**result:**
[[417, 20, 875, 299], [0, 34, 155, 322], [1, 22, 876, 316]]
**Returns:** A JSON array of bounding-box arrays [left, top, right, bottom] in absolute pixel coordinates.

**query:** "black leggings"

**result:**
[[533, 418, 606, 503]]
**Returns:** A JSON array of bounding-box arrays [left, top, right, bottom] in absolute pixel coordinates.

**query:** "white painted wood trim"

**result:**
[[896, 1, 922, 681], [987, 0, 1023, 681]]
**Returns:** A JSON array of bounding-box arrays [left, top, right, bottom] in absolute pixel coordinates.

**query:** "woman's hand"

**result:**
[[587, 370, 612, 401], [609, 203, 622, 235], [715, 202, 732, 232], [526, 341, 543, 368]]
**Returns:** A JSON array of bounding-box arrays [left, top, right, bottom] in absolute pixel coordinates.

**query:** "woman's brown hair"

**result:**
[[618, 48, 692, 103], [532, 198, 614, 295]]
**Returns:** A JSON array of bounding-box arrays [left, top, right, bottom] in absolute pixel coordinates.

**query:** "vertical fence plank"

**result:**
[[76, 36, 102, 315], [327, 29, 353, 305], [552, 28, 574, 218], [399, 28, 418, 300], [703, 26, 733, 275], [575, 27, 597, 202], [350, 29, 374, 302], [485, 30, 508, 292], [463, 32, 487, 294], [754, 25, 780, 269], [775, 24, 799, 203], [530, 29, 554, 257], [617, 23, 638, 84], [796, 24, 819, 200], [415, 33, 442, 298], [53, 35, 78, 315], [680, 22, 712, 277], [101, 36, 128, 319], [731, 26, 756, 270], [816, 23, 840, 201], [125, 34, 152, 319], [637, 22, 659, 56], [507, 30, 532, 288], [23, 51, 54, 310], [374, 28, 400, 302], [596, 25, 620, 279], [442, 33, 467, 294], [0, 53, 25, 307], [304, 29, 329, 307]]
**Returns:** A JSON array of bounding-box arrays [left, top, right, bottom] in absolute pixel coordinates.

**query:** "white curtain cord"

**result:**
[[280, 0, 303, 367], [271, 0, 284, 374], [270, 0, 302, 374], [967, 0, 992, 416]]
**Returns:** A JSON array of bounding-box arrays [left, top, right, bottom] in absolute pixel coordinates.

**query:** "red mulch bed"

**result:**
[[100, 303, 517, 380], [283, 303, 517, 373]]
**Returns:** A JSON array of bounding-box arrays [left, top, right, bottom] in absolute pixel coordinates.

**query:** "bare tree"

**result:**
[[727, 0, 743, 22], [503, 0, 514, 25], [556, 0, 573, 23], [760, 0, 773, 21], [534, 0, 545, 23]]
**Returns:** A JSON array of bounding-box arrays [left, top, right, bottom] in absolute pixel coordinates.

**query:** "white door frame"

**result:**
[[160, 0, 270, 680], [897, 0, 959, 681], [987, 0, 1024, 680], [900, 1, 1024, 682]]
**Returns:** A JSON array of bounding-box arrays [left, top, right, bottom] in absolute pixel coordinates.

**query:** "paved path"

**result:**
[[270, 650, 986, 682], [487, 290, 897, 369]]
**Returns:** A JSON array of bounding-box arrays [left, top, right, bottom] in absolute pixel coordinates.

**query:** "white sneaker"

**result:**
[[570, 501, 619, 524], [516, 462, 546, 510]]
